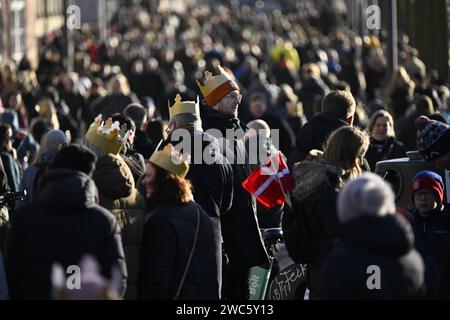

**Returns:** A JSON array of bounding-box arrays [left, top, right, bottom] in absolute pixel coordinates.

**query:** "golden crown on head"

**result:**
[[195, 65, 240, 107], [168, 94, 200, 119], [150, 144, 189, 178], [86, 115, 130, 155]]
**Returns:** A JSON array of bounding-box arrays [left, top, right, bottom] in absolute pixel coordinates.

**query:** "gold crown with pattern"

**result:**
[[168, 94, 200, 119], [85, 115, 130, 155], [149, 144, 189, 178], [195, 65, 239, 107]]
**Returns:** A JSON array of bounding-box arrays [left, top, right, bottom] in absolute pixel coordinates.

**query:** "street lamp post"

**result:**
[[63, 0, 74, 72], [387, 0, 398, 77]]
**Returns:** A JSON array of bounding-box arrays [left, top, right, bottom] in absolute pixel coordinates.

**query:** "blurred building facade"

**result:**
[[0, 0, 64, 68], [0, 0, 121, 68]]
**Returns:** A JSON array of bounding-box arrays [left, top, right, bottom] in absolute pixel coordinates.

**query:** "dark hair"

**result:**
[[322, 90, 356, 120], [111, 113, 136, 132], [124, 103, 147, 130], [145, 120, 165, 143], [148, 162, 192, 204], [0, 123, 12, 147], [250, 92, 267, 104], [429, 113, 448, 124], [30, 119, 53, 145]]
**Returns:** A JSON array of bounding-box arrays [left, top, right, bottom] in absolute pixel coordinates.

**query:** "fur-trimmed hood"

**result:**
[[291, 153, 347, 202]]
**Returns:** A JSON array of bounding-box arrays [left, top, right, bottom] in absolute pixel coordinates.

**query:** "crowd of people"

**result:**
[[0, 0, 449, 300]]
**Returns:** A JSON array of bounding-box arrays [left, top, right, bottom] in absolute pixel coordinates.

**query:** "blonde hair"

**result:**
[[323, 126, 370, 179], [368, 110, 396, 138], [107, 73, 130, 95]]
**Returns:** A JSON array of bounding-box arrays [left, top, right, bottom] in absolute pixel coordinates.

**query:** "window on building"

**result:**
[[37, 0, 45, 18], [0, 2, 3, 60], [11, 0, 26, 61], [48, 0, 54, 16]]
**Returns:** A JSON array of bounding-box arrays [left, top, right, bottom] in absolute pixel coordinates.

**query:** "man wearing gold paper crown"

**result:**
[[139, 144, 219, 299], [164, 94, 234, 298], [196, 66, 269, 299], [83, 115, 146, 300]]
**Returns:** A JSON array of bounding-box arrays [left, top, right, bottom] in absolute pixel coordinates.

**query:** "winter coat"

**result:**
[[0, 250, 8, 299], [168, 129, 234, 296], [284, 155, 346, 293], [406, 205, 450, 298], [16, 151, 57, 209], [390, 87, 412, 121], [408, 205, 450, 268], [133, 130, 155, 159], [316, 214, 425, 299], [5, 169, 127, 300], [93, 153, 146, 300], [121, 148, 146, 184], [289, 112, 348, 168], [201, 106, 269, 270], [138, 201, 219, 300], [366, 137, 408, 171], [396, 102, 434, 150]]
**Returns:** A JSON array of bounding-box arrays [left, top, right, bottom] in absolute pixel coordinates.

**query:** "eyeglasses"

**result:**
[[225, 92, 242, 102], [414, 190, 435, 198]]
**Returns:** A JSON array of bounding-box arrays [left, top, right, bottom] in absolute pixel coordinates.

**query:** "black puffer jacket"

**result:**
[[5, 169, 127, 300], [317, 214, 425, 299], [138, 201, 218, 300]]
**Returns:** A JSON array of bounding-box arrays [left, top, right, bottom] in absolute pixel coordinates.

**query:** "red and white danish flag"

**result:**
[[242, 152, 293, 209]]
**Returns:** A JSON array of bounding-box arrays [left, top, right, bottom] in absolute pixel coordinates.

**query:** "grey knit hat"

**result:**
[[338, 173, 396, 223]]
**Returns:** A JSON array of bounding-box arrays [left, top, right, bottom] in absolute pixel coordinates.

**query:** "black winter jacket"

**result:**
[[366, 137, 408, 171], [5, 169, 127, 299], [201, 106, 269, 270], [169, 129, 234, 296], [407, 205, 450, 297], [317, 214, 425, 299], [138, 201, 219, 300]]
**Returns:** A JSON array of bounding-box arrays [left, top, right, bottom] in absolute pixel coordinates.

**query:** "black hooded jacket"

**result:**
[[6, 169, 127, 299], [317, 214, 425, 299]]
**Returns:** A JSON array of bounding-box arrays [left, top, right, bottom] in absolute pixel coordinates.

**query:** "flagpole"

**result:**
[[272, 151, 292, 208]]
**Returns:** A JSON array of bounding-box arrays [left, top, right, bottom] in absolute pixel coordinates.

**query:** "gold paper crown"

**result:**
[[168, 94, 200, 119], [195, 65, 239, 107], [150, 144, 189, 178], [85, 115, 130, 155]]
